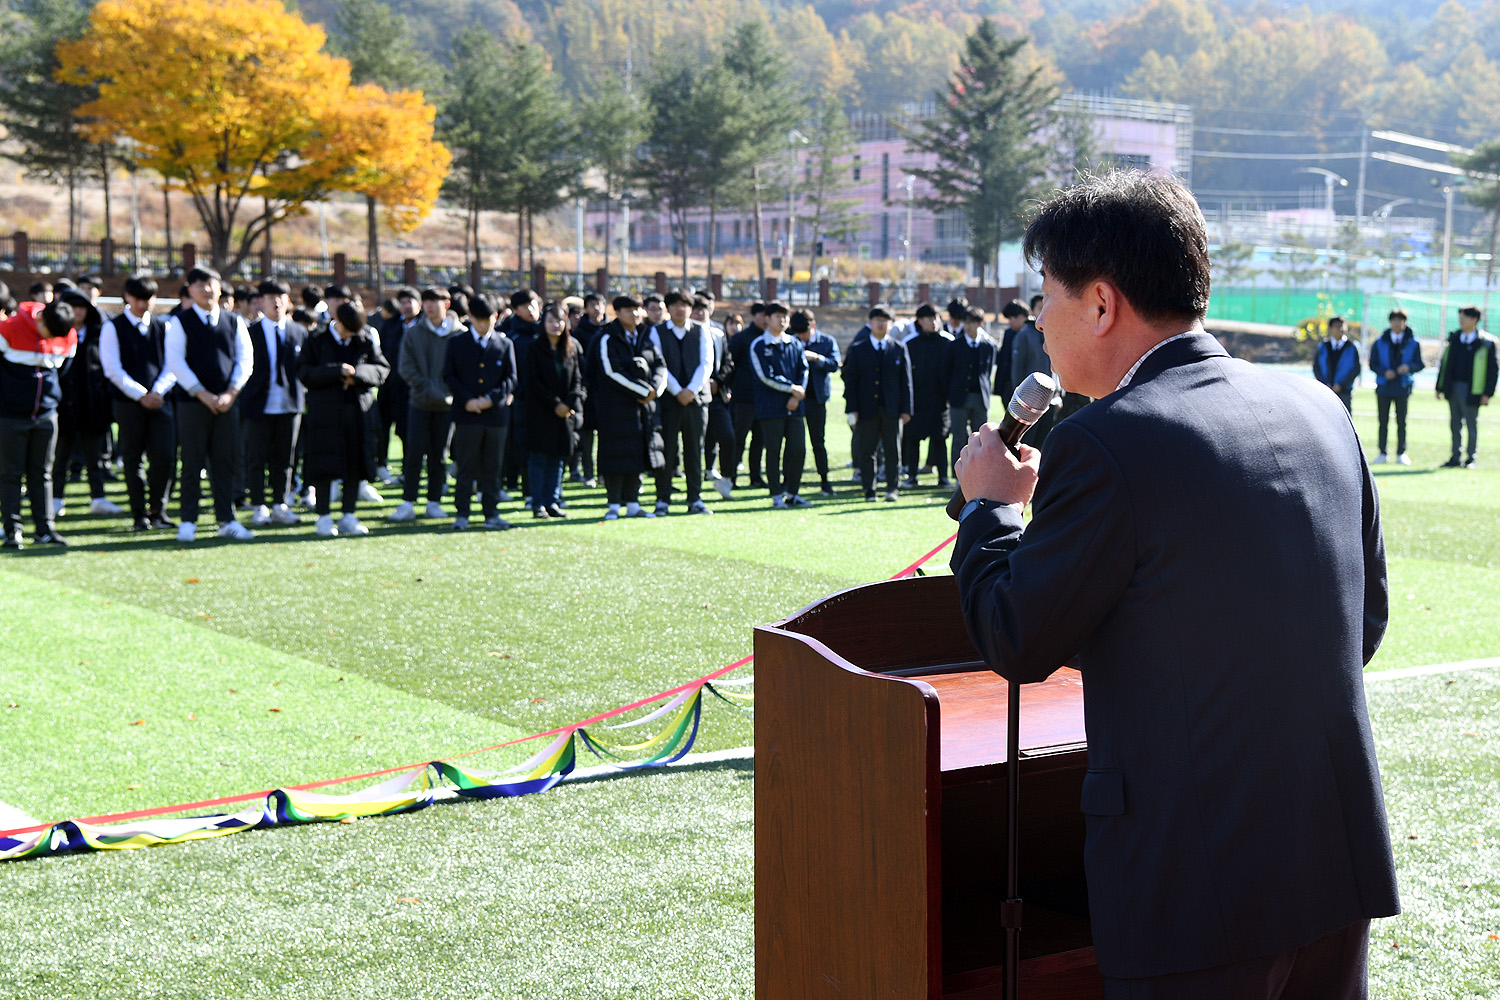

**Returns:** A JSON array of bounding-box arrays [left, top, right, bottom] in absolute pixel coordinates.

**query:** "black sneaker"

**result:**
[[1464, 458, 1478, 469], [864, 492, 877, 502], [3, 528, 22, 551], [149, 513, 177, 530], [132, 517, 153, 531], [1441, 457, 1463, 468], [545, 504, 568, 519], [35, 530, 68, 547]]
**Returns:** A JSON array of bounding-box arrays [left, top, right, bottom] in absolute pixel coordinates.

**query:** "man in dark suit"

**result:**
[[792, 307, 840, 497], [99, 275, 176, 530], [947, 307, 997, 477], [951, 171, 1397, 998], [900, 303, 954, 488], [843, 305, 913, 502], [241, 279, 306, 527]]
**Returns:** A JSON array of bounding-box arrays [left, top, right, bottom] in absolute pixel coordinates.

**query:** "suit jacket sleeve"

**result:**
[[897, 342, 914, 414], [297, 335, 343, 389], [490, 339, 517, 406], [843, 346, 861, 413], [950, 420, 1137, 684], [353, 338, 389, 389], [1361, 451, 1388, 665]]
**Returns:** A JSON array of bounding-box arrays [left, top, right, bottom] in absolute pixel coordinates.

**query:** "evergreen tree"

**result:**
[[903, 19, 1056, 293], [579, 72, 649, 275], [638, 61, 709, 287], [693, 64, 759, 284], [1456, 140, 1500, 295], [439, 27, 511, 270], [0, 0, 94, 269], [802, 96, 862, 282]]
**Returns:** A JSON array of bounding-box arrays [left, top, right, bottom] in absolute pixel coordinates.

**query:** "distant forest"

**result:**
[[287, 0, 1500, 221]]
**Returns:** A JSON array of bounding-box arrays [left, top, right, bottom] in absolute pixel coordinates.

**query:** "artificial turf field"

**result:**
[[1, 385, 1497, 999]]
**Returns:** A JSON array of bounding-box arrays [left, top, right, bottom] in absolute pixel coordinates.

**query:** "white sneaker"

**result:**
[[1397, 453, 1412, 466], [375, 465, 396, 485], [389, 501, 416, 522], [270, 503, 300, 526], [655, 500, 671, 517], [482, 515, 512, 531], [250, 504, 273, 526], [884, 490, 899, 502], [299, 487, 317, 510], [603, 506, 620, 521], [357, 481, 382, 503], [315, 514, 337, 537], [424, 501, 445, 519], [713, 476, 734, 500], [788, 495, 813, 508], [52, 498, 64, 516], [687, 499, 713, 515], [624, 501, 653, 518], [337, 513, 368, 536], [1373, 452, 1388, 464], [771, 494, 789, 509], [176, 521, 196, 543], [451, 516, 469, 531], [89, 497, 124, 515], [217, 520, 255, 540], [329, 480, 342, 504], [497, 489, 512, 502]]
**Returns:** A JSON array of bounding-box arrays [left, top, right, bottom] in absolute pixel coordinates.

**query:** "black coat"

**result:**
[[951, 333, 1398, 978], [588, 320, 666, 475], [296, 328, 390, 482], [58, 303, 111, 435], [525, 337, 586, 458], [240, 318, 307, 418], [903, 328, 954, 435], [842, 337, 914, 418]]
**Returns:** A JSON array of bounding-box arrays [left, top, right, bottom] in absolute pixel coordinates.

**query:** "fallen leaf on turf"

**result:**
[[1490, 934, 1498, 940], [130, 720, 144, 725], [185, 578, 200, 584], [272, 681, 282, 686], [268, 707, 282, 713], [1408, 833, 1418, 839], [186, 714, 195, 720], [228, 689, 237, 694], [396, 897, 419, 903], [126, 784, 140, 790], [339, 817, 356, 824], [532, 697, 547, 703]]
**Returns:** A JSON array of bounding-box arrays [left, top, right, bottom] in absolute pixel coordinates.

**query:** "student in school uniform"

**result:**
[[99, 276, 176, 530], [297, 301, 389, 537], [164, 266, 257, 542], [240, 279, 306, 528], [444, 294, 518, 531], [500, 289, 542, 501], [700, 298, 736, 498], [52, 288, 120, 518], [649, 289, 715, 515], [950, 306, 1000, 475], [844, 304, 913, 502], [590, 294, 668, 520], [790, 307, 840, 497], [750, 301, 813, 509], [570, 292, 607, 485], [725, 301, 769, 490], [525, 301, 586, 520], [901, 302, 955, 488], [0, 299, 79, 548], [375, 286, 419, 485], [392, 286, 460, 521]]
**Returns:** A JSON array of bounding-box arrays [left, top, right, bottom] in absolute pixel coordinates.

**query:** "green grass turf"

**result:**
[[0, 373, 1497, 998]]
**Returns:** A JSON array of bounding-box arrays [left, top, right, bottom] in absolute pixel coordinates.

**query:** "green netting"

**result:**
[[1208, 287, 1500, 337]]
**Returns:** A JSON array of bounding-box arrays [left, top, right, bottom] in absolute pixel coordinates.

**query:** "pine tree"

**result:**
[[902, 19, 1057, 293], [1456, 140, 1500, 302], [579, 72, 649, 275], [803, 96, 863, 284], [439, 27, 512, 271], [638, 61, 709, 288]]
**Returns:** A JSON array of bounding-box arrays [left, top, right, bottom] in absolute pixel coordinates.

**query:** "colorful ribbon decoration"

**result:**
[[2, 531, 956, 864]]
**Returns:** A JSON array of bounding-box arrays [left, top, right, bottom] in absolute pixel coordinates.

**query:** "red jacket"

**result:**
[[0, 302, 77, 419]]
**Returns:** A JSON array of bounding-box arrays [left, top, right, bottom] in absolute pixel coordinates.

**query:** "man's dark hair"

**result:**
[[1387, 308, 1408, 321], [291, 307, 315, 326], [692, 295, 712, 311], [79, 277, 102, 292], [449, 292, 469, 318], [232, 284, 254, 302], [40, 300, 76, 338], [450, 283, 476, 301], [1023, 171, 1210, 324], [1460, 305, 1482, 320], [420, 285, 450, 302], [663, 289, 690, 308], [258, 278, 291, 298], [469, 293, 496, 319], [613, 293, 642, 310], [301, 286, 323, 307], [914, 302, 939, 320], [789, 308, 814, 333], [187, 266, 222, 285], [1000, 299, 1030, 320], [945, 297, 968, 319], [1030, 293, 1045, 310], [178, 284, 192, 299], [395, 285, 419, 301], [765, 300, 790, 316], [868, 304, 894, 321], [29, 281, 51, 297], [642, 292, 664, 307], [124, 276, 158, 300], [380, 298, 399, 318], [335, 300, 367, 333], [1326, 316, 1345, 331], [510, 288, 538, 309], [54, 278, 78, 292], [749, 301, 767, 316], [583, 292, 601, 306], [965, 307, 987, 324], [325, 283, 353, 300]]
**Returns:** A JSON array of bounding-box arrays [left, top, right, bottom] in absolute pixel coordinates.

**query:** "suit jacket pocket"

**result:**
[[1081, 769, 1125, 816]]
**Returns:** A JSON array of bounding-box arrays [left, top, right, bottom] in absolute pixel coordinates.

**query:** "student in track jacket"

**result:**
[[844, 305, 913, 501], [590, 294, 668, 519], [791, 307, 840, 497], [100, 276, 176, 530], [1368, 308, 1424, 463], [444, 294, 518, 530], [725, 302, 769, 489], [0, 299, 79, 547], [1435, 305, 1499, 468], [297, 301, 389, 537], [241, 279, 306, 528], [749, 301, 811, 507], [1313, 317, 1361, 413]]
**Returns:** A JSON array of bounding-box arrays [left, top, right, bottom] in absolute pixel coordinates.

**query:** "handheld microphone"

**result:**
[[945, 372, 1058, 521]]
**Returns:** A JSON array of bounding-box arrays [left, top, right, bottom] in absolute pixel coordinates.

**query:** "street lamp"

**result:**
[[786, 129, 810, 301], [903, 174, 916, 292], [1299, 167, 1348, 249]]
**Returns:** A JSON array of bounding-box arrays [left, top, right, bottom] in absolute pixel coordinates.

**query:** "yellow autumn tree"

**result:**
[[56, 0, 448, 274], [312, 84, 451, 290]]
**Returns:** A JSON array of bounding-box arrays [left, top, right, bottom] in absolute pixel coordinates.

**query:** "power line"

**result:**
[[1193, 150, 1366, 160], [1195, 125, 1364, 137]]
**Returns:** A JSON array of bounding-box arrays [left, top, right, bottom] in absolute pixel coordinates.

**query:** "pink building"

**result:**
[[588, 94, 1192, 279]]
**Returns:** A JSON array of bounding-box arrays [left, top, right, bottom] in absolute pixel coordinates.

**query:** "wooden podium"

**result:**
[[754, 574, 1101, 999]]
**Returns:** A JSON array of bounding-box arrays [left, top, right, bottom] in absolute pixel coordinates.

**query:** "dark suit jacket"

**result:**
[[951, 332, 1398, 979], [240, 318, 307, 418], [443, 331, 518, 427], [842, 337, 913, 418], [799, 331, 841, 405], [947, 331, 997, 409]]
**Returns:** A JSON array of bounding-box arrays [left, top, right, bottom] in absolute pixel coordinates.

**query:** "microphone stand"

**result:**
[[1002, 677, 1022, 1000]]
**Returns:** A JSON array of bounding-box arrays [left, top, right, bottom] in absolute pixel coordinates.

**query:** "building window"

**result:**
[[852, 155, 862, 182], [733, 220, 741, 243], [1111, 153, 1152, 171]]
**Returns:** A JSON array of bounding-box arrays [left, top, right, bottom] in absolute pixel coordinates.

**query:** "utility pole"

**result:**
[[1355, 125, 1368, 232]]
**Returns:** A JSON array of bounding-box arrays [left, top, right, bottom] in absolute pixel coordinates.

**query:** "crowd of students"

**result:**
[[0, 267, 1064, 549]]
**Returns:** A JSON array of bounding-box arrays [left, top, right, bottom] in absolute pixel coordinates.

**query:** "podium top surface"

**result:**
[[767, 575, 1089, 779]]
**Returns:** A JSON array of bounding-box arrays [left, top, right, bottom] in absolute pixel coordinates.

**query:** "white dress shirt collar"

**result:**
[[1116, 330, 1200, 391]]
